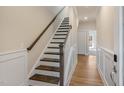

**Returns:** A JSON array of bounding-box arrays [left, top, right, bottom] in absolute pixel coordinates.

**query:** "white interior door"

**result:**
[[78, 31, 88, 55]]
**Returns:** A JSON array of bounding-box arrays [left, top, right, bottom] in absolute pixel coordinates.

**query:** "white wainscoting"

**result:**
[[63, 27, 78, 85], [97, 47, 117, 86], [0, 49, 28, 86], [64, 45, 77, 85]]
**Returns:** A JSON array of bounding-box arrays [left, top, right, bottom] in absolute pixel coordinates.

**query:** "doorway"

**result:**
[[77, 30, 97, 56], [88, 31, 97, 55]]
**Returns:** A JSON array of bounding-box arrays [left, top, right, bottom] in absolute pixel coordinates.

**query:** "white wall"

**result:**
[[0, 6, 63, 73], [78, 21, 96, 31], [96, 6, 116, 52], [96, 6, 119, 85], [63, 6, 79, 85], [0, 6, 63, 52]]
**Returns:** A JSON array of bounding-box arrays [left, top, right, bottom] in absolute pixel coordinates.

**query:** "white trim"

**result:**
[[118, 6, 124, 86], [64, 45, 78, 86], [97, 65, 108, 86], [66, 58, 77, 86], [100, 47, 114, 55], [0, 49, 27, 56], [66, 46, 77, 85], [64, 46, 74, 85], [0, 48, 28, 86], [28, 17, 65, 78], [97, 46, 116, 86], [0, 49, 27, 62]]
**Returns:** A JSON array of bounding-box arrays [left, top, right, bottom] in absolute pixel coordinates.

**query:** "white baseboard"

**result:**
[[66, 58, 77, 86]]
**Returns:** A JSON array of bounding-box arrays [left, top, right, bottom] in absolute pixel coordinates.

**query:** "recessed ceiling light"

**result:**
[[84, 17, 88, 20]]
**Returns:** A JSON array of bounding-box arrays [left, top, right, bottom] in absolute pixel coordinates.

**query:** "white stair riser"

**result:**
[[40, 61, 59, 67], [48, 44, 60, 47], [53, 35, 66, 38], [56, 32, 68, 34], [43, 54, 60, 59], [34, 70, 60, 77], [46, 48, 60, 52], [29, 80, 58, 86], [51, 39, 65, 42]]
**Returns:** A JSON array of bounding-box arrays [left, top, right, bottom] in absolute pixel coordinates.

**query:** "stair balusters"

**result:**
[[59, 43, 64, 86]]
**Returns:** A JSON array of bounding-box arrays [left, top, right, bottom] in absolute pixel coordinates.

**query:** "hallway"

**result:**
[[70, 55, 104, 86]]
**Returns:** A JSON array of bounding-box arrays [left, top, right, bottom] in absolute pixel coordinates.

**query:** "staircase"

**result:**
[[29, 17, 72, 86]]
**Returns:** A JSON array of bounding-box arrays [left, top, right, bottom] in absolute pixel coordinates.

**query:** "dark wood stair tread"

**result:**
[[61, 23, 69, 24], [53, 38, 66, 39], [62, 21, 69, 23], [30, 74, 59, 84], [40, 58, 60, 62], [55, 34, 67, 35], [57, 31, 68, 32], [62, 20, 69, 21], [51, 42, 64, 44], [60, 25, 70, 27], [44, 52, 60, 55], [62, 20, 69, 23], [47, 47, 60, 49], [62, 21, 69, 22], [36, 65, 60, 72], [61, 22, 69, 23], [58, 28, 70, 29]]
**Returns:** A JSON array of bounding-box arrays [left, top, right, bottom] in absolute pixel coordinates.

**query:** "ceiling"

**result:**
[[76, 6, 99, 23]]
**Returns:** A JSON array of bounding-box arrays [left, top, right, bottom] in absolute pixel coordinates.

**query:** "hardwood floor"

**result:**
[[70, 55, 104, 86]]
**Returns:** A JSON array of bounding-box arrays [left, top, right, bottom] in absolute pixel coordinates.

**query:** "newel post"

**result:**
[[59, 43, 64, 86]]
